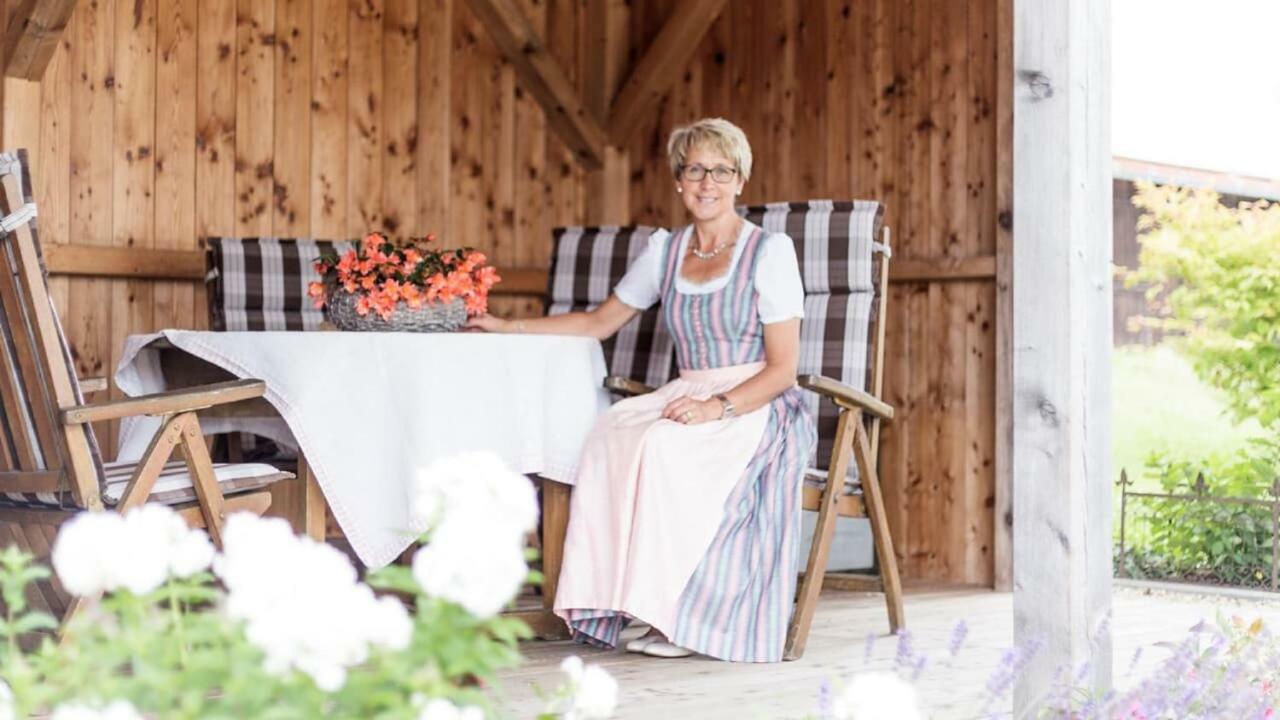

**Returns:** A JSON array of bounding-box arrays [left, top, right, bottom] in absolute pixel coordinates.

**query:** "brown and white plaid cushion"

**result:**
[[206, 237, 355, 331], [547, 225, 678, 388], [739, 200, 888, 476]]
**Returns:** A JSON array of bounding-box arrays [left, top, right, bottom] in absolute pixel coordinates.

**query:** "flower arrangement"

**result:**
[[308, 232, 501, 322], [0, 453, 617, 720]]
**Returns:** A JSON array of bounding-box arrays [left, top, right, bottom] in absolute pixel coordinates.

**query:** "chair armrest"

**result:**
[[79, 377, 108, 393], [603, 375, 655, 396], [61, 379, 267, 425], [798, 374, 894, 421]]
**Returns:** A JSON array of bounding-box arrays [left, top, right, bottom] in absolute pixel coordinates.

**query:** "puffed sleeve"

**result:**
[[755, 233, 806, 323], [613, 229, 671, 310]]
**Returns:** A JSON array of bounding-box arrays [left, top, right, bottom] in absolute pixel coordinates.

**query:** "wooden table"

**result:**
[[146, 338, 580, 639]]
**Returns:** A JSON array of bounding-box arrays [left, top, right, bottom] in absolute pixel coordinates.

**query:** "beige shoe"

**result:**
[[641, 641, 694, 658], [624, 636, 660, 653]]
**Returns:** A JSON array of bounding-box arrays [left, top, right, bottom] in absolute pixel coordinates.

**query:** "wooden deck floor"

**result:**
[[494, 583, 1280, 719]]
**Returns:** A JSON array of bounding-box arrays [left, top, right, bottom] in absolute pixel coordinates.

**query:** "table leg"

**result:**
[[298, 455, 327, 542], [266, 454, 327, 542], [535, 479, 571, 640]]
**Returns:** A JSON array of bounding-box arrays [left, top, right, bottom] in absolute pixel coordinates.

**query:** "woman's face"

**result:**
[[677, 145, 745, 223]]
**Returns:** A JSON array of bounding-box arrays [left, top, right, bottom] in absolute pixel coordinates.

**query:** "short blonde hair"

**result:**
[[667, 118, 753, 182]]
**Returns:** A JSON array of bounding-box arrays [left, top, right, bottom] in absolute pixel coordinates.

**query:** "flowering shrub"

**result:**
[[0, 453, 617, 720], [308, 232, 501, 320], [1128, 184, 1280, 429]]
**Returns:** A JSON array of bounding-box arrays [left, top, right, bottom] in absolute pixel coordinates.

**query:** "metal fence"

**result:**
[[1116, 468, 1280, 590]]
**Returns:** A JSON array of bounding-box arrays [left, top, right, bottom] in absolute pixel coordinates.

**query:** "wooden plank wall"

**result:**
[[0, 0, 1002, 585], [0, 0, 577, 454], [622, 0, 999, 586]]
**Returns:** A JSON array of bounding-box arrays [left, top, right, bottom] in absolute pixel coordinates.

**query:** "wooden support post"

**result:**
[[584, 0, 630, 225], [1011, 0, 1113, 712], [994, 0, 1015, 593], [606, 0, 730, 146]]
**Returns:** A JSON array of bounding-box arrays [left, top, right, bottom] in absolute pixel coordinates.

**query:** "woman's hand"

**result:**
[[662, 396, 723, 425], [465, 313, 511, 333]]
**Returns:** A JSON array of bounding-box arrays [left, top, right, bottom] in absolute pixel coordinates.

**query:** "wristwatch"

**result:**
[[714, 393, 736, 420]]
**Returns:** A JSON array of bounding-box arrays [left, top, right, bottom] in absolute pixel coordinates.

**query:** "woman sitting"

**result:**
[[468, 117, 815, 662]]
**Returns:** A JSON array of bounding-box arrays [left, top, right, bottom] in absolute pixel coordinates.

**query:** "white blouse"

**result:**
[[613, 222, 806, 324]]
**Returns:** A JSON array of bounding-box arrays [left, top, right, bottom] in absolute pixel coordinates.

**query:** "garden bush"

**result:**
[[1117, 442, 1280, 588]]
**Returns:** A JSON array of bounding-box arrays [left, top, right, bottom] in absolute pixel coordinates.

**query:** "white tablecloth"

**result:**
[[115, 330, 611, 567]]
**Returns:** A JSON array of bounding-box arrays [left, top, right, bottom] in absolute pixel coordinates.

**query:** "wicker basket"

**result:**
[[325, 291, 467, 332]]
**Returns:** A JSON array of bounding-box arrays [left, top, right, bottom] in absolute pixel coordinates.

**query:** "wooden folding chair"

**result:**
[[580, 201, 903, 660], [0, 150, 291, 620]]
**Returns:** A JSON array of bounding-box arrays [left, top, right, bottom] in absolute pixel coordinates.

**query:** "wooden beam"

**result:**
[[43, 244, 547, 296], [44, 244, 995, 294], [1012, 0, 1113, 712], [889, 255, 995, 283], [45, 244, 207, 281], [463, 0, 607, 169], [607, 0, 730, 145], [3, 0, 78, 80]]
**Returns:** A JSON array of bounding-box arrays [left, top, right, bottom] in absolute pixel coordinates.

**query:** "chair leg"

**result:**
[[115, 414, 187, 512], [853, 421, 904, 633], [785, 410, 859, 661], [178, 413, 229, 547]]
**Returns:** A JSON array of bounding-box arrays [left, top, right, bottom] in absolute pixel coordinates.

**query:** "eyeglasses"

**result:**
[[679, 164, 738, 184]]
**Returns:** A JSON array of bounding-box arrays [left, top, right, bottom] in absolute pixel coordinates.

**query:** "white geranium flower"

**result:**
[[559, 655, 618, 720], [52, 512, 126, 597], [417, 698, 485, 720], [215, 512, 412, 692], [51, 506, 214, 598], [0, 680, 14, 720], [409, 453, 538, 617], [412, 519, 528, 618], [410, 452, 539, 539], [831, 672, 926, 720], [50, 699, 144, 720], [369, 594, 414, 651]]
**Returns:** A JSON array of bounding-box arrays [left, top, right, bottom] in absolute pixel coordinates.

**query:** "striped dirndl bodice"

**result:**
[[659, 224, 768, 370]]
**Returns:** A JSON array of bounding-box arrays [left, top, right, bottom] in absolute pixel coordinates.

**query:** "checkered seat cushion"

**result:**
[[0, 461, 292, 510], [547, 226, 678, 388], [738, 200, 888, 484], [206, 237, 355, 331]]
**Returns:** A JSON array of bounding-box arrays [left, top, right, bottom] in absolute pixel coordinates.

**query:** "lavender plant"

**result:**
[[819, 613, 1280, 720]]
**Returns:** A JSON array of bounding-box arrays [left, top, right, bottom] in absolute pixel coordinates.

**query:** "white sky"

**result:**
[[1112, 0, 1280, 180]]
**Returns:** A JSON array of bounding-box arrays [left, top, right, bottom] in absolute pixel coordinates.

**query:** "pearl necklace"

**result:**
[[688, 222, 741, 260], [689, 241, 732, 260]]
